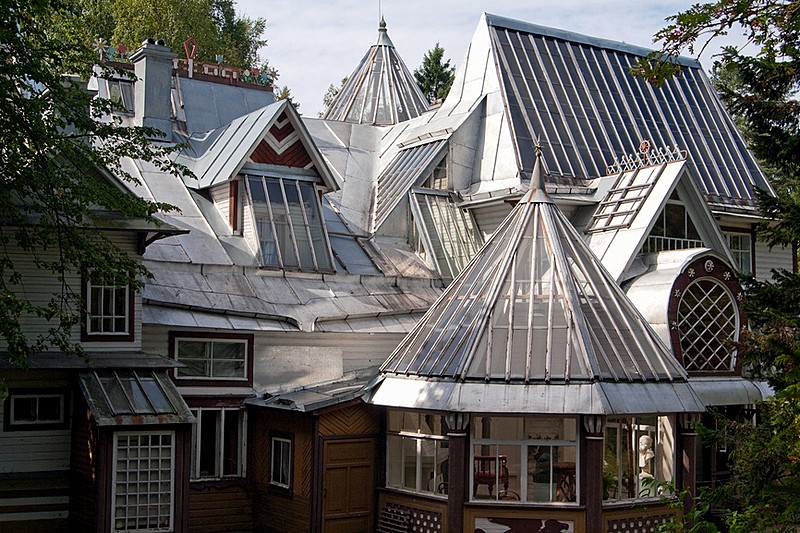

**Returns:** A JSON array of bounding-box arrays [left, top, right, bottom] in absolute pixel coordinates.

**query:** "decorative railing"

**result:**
[[606, 142, 688, 175], [641, 235, 704, 254]]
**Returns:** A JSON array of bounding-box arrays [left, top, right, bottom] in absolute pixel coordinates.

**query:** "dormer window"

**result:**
[[245, 175, 333, 271], [643, 191, 702, 253], [106, 79, 134, 113]]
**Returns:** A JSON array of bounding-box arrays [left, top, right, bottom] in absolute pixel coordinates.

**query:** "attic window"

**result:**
[[246, 175, 333, 271], [107, 79, 134, 113], [642, 195, 702, 253]]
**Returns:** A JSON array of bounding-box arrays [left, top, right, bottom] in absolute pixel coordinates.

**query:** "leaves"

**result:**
[[413, 42, 455, 103]]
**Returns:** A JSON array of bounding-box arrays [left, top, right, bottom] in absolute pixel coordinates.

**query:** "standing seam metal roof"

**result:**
[[484, 13, 772, 207]]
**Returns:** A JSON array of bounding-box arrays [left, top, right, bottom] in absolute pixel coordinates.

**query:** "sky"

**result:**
[[235, 1, 752, 117]]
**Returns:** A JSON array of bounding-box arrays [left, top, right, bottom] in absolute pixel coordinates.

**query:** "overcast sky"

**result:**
[[235, 1, 750, 117]]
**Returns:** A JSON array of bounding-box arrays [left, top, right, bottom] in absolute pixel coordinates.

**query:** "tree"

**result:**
[[320, 76, 347, 117], [413, 42, 455, 103], [50, 0, 266, 69], [635, 2, 800, 530], [1, 0, 186, 367], [276, 85, 299, 110]]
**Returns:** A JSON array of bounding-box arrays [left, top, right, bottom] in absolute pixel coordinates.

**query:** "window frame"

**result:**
[[269, 432, 293, 494], [723, 228, 755, 275], [189, 407, 247, 480], [385, 411, 450, 498], [111, 431, 175, 533], [81, 276, 135, 342], [244, 173, 335, 272], [169, 331, 254, 387], [3, 389, 69, 431]]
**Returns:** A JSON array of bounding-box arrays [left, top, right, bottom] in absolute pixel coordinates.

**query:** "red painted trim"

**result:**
[[80, 276, 135, 343], [229, 180, 239, 232], [168, 331, 254, 388]]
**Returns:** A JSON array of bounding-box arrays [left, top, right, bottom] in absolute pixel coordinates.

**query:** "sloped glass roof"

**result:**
[[321, 18, 429, 126], [485, 14, 773, 207], [381, 151, 687, 385]]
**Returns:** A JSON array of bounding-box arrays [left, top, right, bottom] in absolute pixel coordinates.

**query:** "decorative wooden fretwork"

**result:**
[[377, 503, 442, 533], [249, 112, 315, 170], [607, 514, 673, 533], [606, 144, 687, 175]]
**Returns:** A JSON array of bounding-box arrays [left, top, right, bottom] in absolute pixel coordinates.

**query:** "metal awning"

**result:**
[[689, 377, 773, 406], [79, 370, 194, 426], [246, 369, 375, 413]]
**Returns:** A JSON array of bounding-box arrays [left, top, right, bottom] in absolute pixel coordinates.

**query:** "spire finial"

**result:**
[[379, 16, 387, 32], [531, 140, 546, 192]]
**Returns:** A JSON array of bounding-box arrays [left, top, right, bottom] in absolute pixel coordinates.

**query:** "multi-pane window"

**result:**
[[471, 416, 578, 503], [386, 411, 449, 496], [107, 79, 134, 112], [643, 192, 703, 253], [112, 432, 174, 532], [604, 416, 675, 501], [726, 232, 753, 274], [270, 436, 292, 489], [678, 278, 739, 372], [190, 408, 245, 479], [246, 175, 333, 271], [175, 338, 247, 380], [85, 280, 131, 337], [5, 391, 66, 430]]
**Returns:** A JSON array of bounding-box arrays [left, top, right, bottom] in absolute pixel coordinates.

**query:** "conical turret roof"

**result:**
[[370, 150, 704, 415], [321, 18, 429, 125]]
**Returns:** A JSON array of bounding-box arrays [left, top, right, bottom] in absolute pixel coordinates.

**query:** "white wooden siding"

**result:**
[[472, 202, 512, 239], [755, 240, 795, 280], [209, 182, 231, 233]]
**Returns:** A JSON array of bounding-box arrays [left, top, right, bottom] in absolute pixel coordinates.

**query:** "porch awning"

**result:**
[[79, 370, 195, 426], [688, 377, 772, 406]]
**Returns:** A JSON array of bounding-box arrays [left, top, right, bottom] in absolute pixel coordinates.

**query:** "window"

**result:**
[[677, 278, 739, 372], [471, 416, 578, 503], [725, 232, 753, 274], [107, 79, 134, 113], [190, 408, 245, 479], [83, 278, 133, 341], [4, 390, 68, 431], [604, 416, 674, 501], [112, 431, 174, 532], [386, 412, 449, 496], [270, 435, 292, 490], [246, 175, 333, 271], [424, 157, 448, 190], [174, 337, 248, 381], [643, 191, 703, 253]]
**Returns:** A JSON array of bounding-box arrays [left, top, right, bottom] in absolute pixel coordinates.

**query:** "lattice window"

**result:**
[[677, 278, 739, 372], [588, 167, 660, 232], [85, 280, 131, 337], [112, 432, 174, 532]]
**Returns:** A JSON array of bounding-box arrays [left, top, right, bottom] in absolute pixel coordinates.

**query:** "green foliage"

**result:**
[[49, 0, 266, 68], [413, 42, 455, 103], [641, 479, 718, 533], [320, 76, 347, 117], [1, 0, 187, 365], [276, 85, 299, 111]]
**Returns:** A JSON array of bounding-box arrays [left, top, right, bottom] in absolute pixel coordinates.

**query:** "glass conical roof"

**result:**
[[321, 18, 429, 126], [380, 150, 688, 385]]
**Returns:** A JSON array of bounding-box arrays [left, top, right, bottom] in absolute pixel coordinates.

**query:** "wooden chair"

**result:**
[[473, 455, 509, 497]]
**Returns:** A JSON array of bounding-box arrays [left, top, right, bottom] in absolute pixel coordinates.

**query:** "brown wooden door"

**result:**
[[322, 438, 375, 533]]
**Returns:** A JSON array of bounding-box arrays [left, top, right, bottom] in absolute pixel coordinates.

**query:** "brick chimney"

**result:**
[[129, 39, 176, 139]]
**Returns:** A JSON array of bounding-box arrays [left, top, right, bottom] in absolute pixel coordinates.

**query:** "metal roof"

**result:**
[[0, 351, 180, 370], [321, 18, 430, 126], [484, 13, 773, 207], [79, 370, 195, 426], [375, 149, 703, 414]]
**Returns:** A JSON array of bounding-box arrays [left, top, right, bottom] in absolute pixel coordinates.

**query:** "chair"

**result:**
[[473, 455, 509, 497]]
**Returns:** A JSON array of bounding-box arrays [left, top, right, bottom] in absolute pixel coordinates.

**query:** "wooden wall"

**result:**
[[188, 481, 253, 533], [68, 389, 98, 532], [251, 408, 314, 533]]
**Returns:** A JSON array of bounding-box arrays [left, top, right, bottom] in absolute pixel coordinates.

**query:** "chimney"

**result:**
[[129, 38, 176, 139]]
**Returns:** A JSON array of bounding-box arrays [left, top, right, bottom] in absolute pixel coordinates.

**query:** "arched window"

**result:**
[[668, 256, 746, 374]]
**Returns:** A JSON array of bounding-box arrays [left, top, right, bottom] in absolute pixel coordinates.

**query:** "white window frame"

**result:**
[[270, 436, 292, 490], [385, 411, 449, 497], [85, 280, 131, 336], [111, 431, 175, 533], [174, 338, 248, 381], [725, 231, 753, 274], [8, 392, 65, 426], [190, 408, 247, 480]]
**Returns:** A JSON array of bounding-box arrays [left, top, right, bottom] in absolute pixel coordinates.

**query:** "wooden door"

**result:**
[[322, 438, 375, 533]]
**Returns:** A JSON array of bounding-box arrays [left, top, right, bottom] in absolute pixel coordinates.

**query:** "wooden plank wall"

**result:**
[[319, 402, 380, 437], [251, 408, 314, 533], [188, 482, 253, 533], [68, 389, 98, 532]]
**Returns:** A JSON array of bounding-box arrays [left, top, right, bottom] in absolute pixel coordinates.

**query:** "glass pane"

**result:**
[[212, 360, 244, 377], [12, 397, 37, 422], [213, 342, 245, 360], [664, 203, 686, 238], [248, 177, 266, 204], [37, 396, 62, 421], [386, 434, 403, 488], [222, 410, 240, 476], [199, 411, 219, 477], [402, 438, 418, 490]]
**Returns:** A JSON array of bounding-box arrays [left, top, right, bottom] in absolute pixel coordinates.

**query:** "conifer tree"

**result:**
[[413, 42, 455, 103]]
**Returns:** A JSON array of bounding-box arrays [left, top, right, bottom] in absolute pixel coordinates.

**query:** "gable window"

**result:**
[[4, 390, 68, 431], [107, 79, 134, 113], [246, 175, 333, 271], [643, 191, 702, 253], [82, 277, 134, 342], [725, 231, 753, 274], [386, 411, 449, 496], [172, 334, 251, 382], [270, 434, 292, 491], [112, 431, 174, 532], [190, 408, 245, 479]]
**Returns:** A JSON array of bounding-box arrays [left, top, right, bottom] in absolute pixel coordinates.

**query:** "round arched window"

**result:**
[[668, 256, 745, 374]]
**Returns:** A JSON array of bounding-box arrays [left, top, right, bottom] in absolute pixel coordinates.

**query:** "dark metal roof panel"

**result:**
[[486, 17, 772, 206]]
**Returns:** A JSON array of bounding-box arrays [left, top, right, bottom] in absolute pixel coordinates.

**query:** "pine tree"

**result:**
[[413, 42, 455, 103]]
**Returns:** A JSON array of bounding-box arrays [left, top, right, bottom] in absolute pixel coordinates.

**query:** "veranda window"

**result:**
[[190, 408, 245, 479], [471, 416, 578, 503], [603, 416, 675, 501], [386, 411, 449, 496], [246, 175, 333, 271]]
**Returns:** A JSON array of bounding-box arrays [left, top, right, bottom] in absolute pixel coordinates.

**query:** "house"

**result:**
[[0, 10, 792, 533]]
